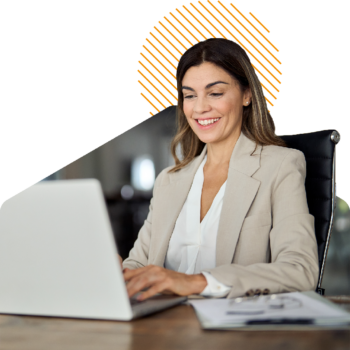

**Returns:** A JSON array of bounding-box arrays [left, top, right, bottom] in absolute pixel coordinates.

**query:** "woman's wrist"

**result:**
[[188, 273, 208, 294]]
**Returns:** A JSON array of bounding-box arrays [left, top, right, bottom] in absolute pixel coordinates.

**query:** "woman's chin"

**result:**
[[196, 133, 221, 144]]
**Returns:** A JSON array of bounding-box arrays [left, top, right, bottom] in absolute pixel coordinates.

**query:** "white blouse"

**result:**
[[164, 155, 231, 297]]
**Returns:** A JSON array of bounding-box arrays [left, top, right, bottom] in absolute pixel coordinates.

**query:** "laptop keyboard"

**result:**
[[129, 294, 187, 318], [130, 297, 143, 306], [130, 293, 183, 307]]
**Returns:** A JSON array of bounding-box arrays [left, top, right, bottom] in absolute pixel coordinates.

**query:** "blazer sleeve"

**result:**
[[122, 168, 163, 270], [204, 150, 320, 298]]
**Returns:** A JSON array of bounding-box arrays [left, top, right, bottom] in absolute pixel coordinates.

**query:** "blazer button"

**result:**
[[245, 289, 254, 297], [262, 289, 270, 295], [254, 289, 262, 296]]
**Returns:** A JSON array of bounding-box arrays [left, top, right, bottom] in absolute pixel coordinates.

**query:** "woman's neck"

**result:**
[[205, 129, 241, 168]]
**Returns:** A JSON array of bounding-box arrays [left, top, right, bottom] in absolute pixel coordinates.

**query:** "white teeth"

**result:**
[[198, 118, 219, 126]]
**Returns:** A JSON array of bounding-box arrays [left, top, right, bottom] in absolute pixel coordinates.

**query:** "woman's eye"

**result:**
[[184, 95, 195, 99], [210, 93, 223, 97]]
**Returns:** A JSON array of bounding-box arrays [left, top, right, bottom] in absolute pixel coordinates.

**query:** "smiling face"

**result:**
[[181, 62, 251, 146]]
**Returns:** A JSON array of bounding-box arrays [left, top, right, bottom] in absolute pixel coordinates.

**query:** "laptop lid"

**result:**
[[0, 179, 133, 320]]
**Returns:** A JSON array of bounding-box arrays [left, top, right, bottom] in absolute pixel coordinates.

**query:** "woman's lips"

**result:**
[[195, 117, 221, 130]]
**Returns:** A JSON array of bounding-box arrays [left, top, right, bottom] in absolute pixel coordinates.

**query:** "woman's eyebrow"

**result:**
[[181, 81, 229, 91]]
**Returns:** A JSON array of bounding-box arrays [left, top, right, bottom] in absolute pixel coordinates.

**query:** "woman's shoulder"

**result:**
[[154, 163, 186, 187], [153, 165, 174, 188], [259, 144, 307, 180], [261, 144, 306, 167], [159, 165, 176, 178], [154, 155, 202, 188]]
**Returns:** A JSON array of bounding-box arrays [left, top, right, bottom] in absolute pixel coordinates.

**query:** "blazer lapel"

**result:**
[[152, 146, 207, 267], [216, 133, 262, 266]]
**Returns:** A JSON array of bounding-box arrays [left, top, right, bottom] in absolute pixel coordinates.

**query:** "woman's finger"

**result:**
[[123, 265, 153, 281], [136, 281, 170, 301], [126, 269, 163, 298]]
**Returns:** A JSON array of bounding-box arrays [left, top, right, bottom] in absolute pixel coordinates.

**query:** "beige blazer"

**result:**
[[123, 132, 319, 298]]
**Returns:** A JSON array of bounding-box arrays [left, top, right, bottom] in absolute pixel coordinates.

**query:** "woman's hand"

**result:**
[[123, 265, 208, 301]]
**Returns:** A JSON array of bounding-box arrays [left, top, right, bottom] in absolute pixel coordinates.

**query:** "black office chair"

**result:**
[[280, 130, 340, 295]]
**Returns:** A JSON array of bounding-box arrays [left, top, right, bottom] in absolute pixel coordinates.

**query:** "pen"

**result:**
[[246, 318, 314, 325]]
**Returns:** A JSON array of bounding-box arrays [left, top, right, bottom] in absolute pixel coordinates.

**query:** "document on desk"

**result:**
[[189, 291, 350, 330]]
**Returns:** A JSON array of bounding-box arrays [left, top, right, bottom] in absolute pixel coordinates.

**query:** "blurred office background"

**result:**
[[44, 106, 350, 296]]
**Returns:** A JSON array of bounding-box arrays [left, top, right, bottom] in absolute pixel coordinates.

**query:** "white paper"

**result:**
[[189, 292, 350, 326]]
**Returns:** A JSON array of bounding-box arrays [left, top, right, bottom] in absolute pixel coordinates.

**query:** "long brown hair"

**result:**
[[169, 38, 286, 173]]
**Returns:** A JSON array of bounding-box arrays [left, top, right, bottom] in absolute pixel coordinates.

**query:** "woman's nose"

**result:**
[[193, 96, 210, 114]]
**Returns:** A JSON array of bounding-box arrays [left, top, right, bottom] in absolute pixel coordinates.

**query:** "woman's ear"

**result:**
[[244, 87, 252, 103], [243, 88, 252, 106]]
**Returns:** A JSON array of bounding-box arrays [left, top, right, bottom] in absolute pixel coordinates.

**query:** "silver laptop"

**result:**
[[0, 179, 186, 320]]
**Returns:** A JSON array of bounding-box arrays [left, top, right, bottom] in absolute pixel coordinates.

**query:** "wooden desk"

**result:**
[[0, 302, 349, 350]]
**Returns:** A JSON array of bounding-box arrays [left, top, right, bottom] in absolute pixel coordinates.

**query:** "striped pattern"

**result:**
[[145, 0, 271, 40]]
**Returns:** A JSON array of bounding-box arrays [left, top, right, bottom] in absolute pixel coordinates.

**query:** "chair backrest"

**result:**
[[279, 130, 340, 295]]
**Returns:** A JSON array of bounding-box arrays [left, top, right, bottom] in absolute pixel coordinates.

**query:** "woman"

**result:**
[[122, 38, 319, 301]]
